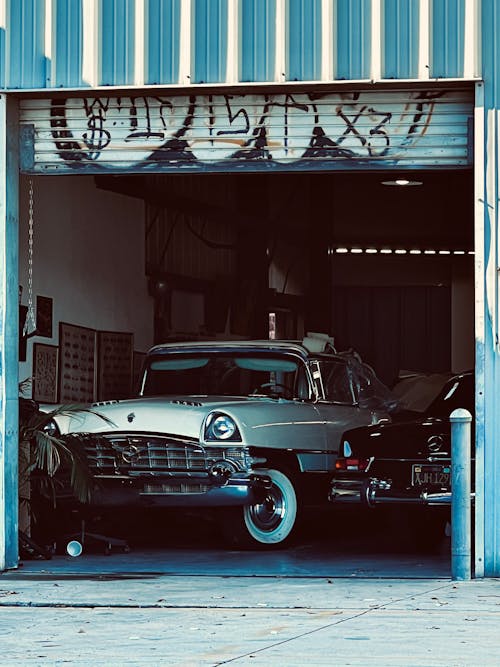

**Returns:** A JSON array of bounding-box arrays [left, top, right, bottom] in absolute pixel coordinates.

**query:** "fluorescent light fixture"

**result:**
[[330, 246, 474, 256], [381, 179, 423, 186]]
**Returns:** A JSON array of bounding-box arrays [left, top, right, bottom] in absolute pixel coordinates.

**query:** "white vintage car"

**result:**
[[53, 338, 398, 548]]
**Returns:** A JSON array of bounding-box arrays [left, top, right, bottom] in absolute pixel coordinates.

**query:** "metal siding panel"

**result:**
[[19, 88, 473, 173], [0, 95, 20, 570], [52, 0, 84, 88], [335, 0, 371, 80], [241, 0, 276, 82], [479, 0, 500, 577], [100, 0, 135, 86], [431, 0, 465, 78], [145, 0, 181, 84], [383, 0, 419, 79], [0, 25, 5, 89], [192, 0, 228, 84], [6, 0, 46, 88], [287, 0, 322, 81]]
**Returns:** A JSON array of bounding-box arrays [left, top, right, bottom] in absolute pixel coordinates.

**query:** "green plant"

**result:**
[[19, 395, 112, 506]]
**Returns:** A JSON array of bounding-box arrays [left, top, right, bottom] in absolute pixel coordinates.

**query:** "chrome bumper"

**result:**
[[88, 472, 272, 508], [329, 477, 453, 507]]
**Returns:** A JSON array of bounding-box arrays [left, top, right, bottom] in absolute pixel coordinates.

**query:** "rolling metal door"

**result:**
[[19, 87, 473, 174]]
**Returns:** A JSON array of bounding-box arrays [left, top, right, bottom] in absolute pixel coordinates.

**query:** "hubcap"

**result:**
[[247, 486, 286, 533]]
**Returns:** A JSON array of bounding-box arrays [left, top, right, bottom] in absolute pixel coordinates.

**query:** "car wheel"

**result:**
[[221, 468, 298, 549]]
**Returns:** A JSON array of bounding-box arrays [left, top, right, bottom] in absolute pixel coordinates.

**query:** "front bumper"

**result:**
[[329, 477, 452, 507], [86, 472, 272, 508]]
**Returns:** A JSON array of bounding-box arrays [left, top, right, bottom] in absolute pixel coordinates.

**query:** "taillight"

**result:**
[[335, 457, 369, 472]]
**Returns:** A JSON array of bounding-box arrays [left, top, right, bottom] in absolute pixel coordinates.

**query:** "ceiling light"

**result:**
[[381, 179, 423, 186]]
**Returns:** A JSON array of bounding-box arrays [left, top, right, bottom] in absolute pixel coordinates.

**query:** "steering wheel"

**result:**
[[252, 382, 293, 399]]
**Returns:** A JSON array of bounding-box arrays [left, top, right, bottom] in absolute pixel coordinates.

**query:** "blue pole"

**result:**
[[450, 408, 473, 580]]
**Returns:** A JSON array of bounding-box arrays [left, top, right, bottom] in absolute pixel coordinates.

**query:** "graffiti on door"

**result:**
[[20, 89, 470, 171]]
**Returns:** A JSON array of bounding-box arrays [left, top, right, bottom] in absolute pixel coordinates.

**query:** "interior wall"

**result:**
[[18, 175, 153, 391], [451, 258, 475, 372]]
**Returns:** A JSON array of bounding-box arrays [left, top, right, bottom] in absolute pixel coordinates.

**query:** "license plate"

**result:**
[[412, 464, 451, 487]]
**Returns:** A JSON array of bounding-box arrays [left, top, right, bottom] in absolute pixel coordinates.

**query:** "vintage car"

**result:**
[[329, 371, 474, 509], [50, 337, 399, 548]]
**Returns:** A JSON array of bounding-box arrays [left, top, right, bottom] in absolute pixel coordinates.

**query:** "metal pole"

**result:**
[[450, 408, 473, 580]]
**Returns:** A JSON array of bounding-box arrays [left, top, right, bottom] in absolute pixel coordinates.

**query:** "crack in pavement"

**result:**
[[211, 582, 456, 666]]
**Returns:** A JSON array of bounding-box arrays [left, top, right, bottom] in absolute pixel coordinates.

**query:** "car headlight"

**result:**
[[204, 412, 241, 441]]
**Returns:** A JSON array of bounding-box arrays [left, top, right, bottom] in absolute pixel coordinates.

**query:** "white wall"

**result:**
[[18, 175, 153, 390]]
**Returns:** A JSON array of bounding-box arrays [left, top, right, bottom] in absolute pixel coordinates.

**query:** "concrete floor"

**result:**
[[16, 505, 452, 579]]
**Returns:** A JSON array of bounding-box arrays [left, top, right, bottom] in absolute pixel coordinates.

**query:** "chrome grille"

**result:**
[[78, 433, 247, 475], [141, 482, 210, 495]]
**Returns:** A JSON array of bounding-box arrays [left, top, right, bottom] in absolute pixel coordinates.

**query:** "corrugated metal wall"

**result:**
[[0, 0, 480, 90]]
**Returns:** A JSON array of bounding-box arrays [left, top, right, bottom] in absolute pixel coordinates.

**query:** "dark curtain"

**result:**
[[332, 285, 451, 387]]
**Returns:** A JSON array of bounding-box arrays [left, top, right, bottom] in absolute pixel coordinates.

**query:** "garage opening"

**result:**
[[16, 87, 475, 575]]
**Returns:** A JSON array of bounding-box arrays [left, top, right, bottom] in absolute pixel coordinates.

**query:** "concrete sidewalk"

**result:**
[[1, 552, 499, 667]]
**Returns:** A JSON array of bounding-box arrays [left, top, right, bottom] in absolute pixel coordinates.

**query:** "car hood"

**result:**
[[56, 395, 326, 448]]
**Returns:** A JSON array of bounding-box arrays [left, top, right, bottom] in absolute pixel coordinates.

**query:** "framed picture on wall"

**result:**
[[33, 343, 58, 403], [58, 322, 97, 403], [36, 295, 53, 338], [97, 330, 134, 401]]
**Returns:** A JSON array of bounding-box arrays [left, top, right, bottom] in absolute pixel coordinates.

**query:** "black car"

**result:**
[[329, 371, 474, 508]]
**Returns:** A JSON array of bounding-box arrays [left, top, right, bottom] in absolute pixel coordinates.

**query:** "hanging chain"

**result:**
[[24, 178, 37, 335]]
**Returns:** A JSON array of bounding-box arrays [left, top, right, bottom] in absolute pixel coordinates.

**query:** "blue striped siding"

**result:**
[[100, 0, 136, 86], [431, 0, 465, 79], [0, 0, 478, 90], [52, 0, 84, 88], [0, 26, 5, 88], [336, 0, 371, 80], [6, 0, 46, 88], [383, 0, 419, 79], [287, 0, 322, 81], [240, 0, 276, 82], [192, 0, 228, 84], [146, 0, 181, 85]]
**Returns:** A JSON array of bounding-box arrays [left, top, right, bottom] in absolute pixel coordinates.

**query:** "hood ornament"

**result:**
[[127, 412, 135, 423]]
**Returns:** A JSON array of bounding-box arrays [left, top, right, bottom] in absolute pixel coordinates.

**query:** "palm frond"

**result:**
[[19, 398, 113, 505]]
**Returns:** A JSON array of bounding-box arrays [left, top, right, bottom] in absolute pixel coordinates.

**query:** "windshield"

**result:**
[[140, 352, 309, 399]]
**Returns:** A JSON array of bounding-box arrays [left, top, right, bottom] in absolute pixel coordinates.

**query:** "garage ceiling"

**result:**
[[96, 169, 473, 252]]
